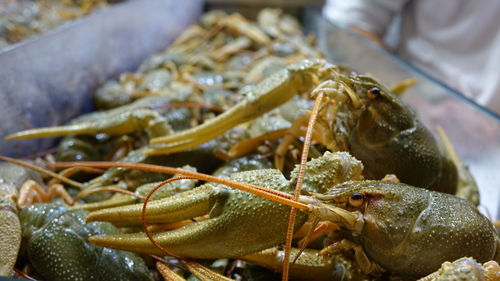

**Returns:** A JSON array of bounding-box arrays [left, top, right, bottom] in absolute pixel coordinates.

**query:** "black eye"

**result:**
[[351, 192, 363, 200], [368, 87, 380, 99], [349, 192, 364, 207]]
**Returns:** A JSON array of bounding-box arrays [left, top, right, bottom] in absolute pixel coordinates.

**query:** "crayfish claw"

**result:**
[[86, 185, 216, 226], [89, 218, 223, 256], [147, 59, 329, 154], [5, 108, 171, 140]]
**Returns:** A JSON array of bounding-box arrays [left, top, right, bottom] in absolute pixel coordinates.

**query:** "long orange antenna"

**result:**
[[282, 91, 324, 281], [49, 161, 308, 211], [0, 155, 85, 189]]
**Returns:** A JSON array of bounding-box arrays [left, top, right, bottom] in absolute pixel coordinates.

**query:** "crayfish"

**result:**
[[5, 59, 476, 201], [2, 8, 495, 281], [3, 58, 493, 281], [45, 151, 498, 280]]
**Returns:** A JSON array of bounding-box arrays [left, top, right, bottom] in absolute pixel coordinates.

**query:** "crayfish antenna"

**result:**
[[48, 161, 308, 210], [388, 77, 417, 96], [282, 89, 325, 281], [0, 155, 84, 190], [292, 217, 320, 264]]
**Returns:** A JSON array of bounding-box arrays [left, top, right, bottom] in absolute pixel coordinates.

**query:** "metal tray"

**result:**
[[0, 0, 203, 157], [303, 9, 500, 219]]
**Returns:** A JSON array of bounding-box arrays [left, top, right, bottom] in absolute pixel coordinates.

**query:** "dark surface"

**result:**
[[0, 0, 203, 157]]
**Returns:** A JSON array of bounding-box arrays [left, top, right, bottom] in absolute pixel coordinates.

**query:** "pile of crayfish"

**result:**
[[0, 0, 121, 47], [1, 9, 498, 281]]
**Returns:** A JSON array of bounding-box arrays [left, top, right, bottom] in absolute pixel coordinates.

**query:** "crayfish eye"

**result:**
[[368, 87, 380, 99], [349, 192, 364, 207]]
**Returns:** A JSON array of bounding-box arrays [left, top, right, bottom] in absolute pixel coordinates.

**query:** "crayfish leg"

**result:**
[[320, 239, 384, 275], [181, 260, 236, 281], [240, 247, 362, 281], [156, 262, 185, 281], [156, 259, 236, 281], [18, 180, 74, 208]]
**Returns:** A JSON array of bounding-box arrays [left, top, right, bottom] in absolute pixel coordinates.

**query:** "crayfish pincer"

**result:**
[[85, 152, 364, 258], [307, 180, 499, 278]]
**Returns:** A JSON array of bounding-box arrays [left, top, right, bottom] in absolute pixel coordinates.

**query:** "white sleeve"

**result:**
[[323, 0, 411, 36]]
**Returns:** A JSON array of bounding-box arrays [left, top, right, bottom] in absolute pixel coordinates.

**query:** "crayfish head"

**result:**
[[309, 180, 496, 278], [345, 75, 450, 191], [312, 181, 430, 253], [341, 74, 413, 140]]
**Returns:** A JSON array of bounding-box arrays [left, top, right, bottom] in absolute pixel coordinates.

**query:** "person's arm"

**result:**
[[323, 0, 410, 48]]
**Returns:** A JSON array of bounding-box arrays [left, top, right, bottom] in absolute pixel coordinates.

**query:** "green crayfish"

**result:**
[[62, 152, 498, 280]]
